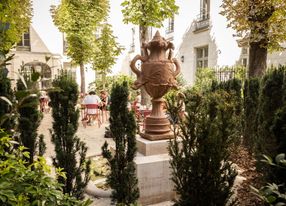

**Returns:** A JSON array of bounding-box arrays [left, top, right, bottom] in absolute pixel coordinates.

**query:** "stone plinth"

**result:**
[[135, 136, 175, 205], [135, 153, 174, 205], [137, 136, 170, 156]]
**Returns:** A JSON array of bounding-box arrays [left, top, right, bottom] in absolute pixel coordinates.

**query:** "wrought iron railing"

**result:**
[[194, 11, 210, 31]]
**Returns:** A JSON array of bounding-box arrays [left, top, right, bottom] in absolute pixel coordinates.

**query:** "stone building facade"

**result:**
[[7, 26, 62, 89]]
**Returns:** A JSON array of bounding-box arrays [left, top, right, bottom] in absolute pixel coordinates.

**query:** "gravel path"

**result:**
[[38, 112, 114, 160]]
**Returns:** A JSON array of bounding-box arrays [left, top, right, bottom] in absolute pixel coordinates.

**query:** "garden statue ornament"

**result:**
[[130, 31, 180, 140]]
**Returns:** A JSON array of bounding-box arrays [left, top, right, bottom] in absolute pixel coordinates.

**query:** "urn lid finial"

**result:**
[[152, 31, 163, 41]]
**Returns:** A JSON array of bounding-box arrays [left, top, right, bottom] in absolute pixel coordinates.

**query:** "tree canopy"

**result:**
[[51, 0, 109, 92], [121, 0, 179, 28], [0, 0, 33, 53], [52, 0, 108, 64], [92, 24, 123, 76], [221, 0, 286, 51]]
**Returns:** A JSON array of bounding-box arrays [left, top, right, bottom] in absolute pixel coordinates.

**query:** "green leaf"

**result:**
[[31, 72, 40, 82], [0, 96, 12, 106], [267, 195, 277, 203], [275, 153, 285, 164]]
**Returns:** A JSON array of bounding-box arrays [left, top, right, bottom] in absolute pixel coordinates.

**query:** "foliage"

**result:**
[[256, 67, 285, 156], [0, 129, 91, 206], [38, 134, 46, 157], [211, 78, 242, 113], [89, 74, 136, 99], [51, 0, 109, 92], [0, 72, 14, 132], [242, 66, 286, 185], [92, 24, 123, 78], [167, 89, 238, 206], [243, 78, 260, 153], [221, 0, 286, 76], [16, 70, 43, 164], [0, 0, 33, 52], [48, 72, 91, 199], [252, 154, 286, 206], [102, 81, 139, 205], [176, 73, 187, 87], [221, 0, 286, 51], [121, 0, 179, 28], [194, 67, 245, 92], [193, 67, 217, 92]]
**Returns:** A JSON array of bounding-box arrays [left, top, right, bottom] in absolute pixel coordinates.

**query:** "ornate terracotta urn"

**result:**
[[130, 31, 180, 141]]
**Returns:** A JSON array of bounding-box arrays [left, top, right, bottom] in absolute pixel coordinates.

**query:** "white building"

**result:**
[[7, 0, 96, 91], [120, 0, 286, 85], [8, 26, 63, 89]]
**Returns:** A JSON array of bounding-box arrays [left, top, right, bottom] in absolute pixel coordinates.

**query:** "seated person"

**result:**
[[99, 91, 108, 110], [99, 91, 109, 122], [82, 91, 101, 122]]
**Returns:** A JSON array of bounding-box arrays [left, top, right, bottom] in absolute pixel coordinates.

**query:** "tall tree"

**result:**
[[51, 0, 108, 93], [0, 0, 32, 53], [121, 0, 179, 105], [221, 0, 286, 77], [92, 23, 123, 90]]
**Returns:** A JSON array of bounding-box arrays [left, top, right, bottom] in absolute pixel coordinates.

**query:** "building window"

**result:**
[[194, 0, 210, 32], [242, 58, 247, 67], [166, 17, 174, 34], [17, 31, 31, 49], [242, 47, 248, 55], [196, 46, 208, 69], [129, 27, 135, 53], [201, 0, 210, 20]]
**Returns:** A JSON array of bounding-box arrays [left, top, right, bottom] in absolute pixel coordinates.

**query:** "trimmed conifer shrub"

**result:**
[[256, 67, 285, 156], [16, 82, 42, 164], [243, 78, 260, 152], [102, 81, 139, 205], [168, 89, 238, 206], [48, 72, 90, 199], [0, 73, 14, 132]]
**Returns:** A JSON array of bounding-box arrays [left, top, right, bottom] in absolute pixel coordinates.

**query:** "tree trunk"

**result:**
[[102, 72, 106, 90], [248, 41, 267, 77], [247, 1, 272, 78], [139, 25, 151, 106], [80, 62, 85, 93]]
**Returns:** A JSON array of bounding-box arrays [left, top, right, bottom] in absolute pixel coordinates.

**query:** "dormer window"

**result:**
[[17, 30, 30, 51]]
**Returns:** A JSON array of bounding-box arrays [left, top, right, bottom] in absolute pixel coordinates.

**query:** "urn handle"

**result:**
[[130, 54, 144, 77], [172, 58, 181, 77]]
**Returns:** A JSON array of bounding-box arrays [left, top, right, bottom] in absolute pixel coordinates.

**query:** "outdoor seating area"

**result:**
[[80, 90, 109, 128]]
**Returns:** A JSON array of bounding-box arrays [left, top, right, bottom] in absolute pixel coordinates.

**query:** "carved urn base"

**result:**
[[140, 116, 173, 140], [139, 98, 173, 141]]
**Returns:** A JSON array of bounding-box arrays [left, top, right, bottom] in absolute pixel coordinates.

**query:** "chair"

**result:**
[[82, 104, 101, 128]]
